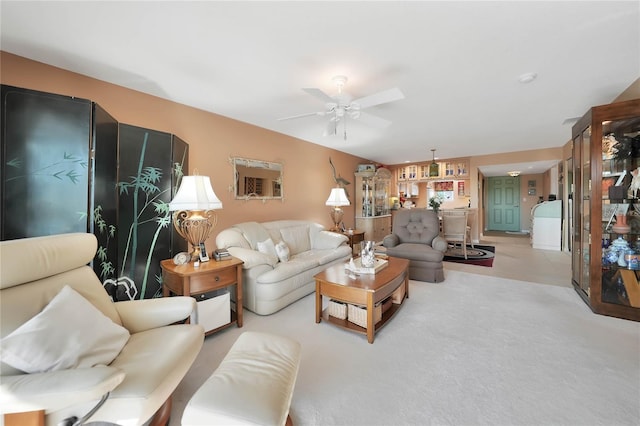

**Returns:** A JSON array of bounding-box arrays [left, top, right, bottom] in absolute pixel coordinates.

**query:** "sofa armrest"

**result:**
[[432, 236, 448, 253], [0, 367, 125, 414], [382, 234, 399, 248], [115, 297, 197, 333], [227, 247, 278, 269], [313, 231, 348, 250]]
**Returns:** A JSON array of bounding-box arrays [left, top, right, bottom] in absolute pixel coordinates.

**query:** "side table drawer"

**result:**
[[189, 266, 237, 294]]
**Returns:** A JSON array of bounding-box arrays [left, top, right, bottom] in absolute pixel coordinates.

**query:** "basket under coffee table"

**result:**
[[314, 256, 410, 343]]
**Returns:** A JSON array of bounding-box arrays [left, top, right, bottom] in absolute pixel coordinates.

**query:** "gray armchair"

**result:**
[[382, 209, 447, 282]]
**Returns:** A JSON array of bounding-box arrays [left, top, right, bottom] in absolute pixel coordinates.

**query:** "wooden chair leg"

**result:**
[[148, 396, 172, 426]]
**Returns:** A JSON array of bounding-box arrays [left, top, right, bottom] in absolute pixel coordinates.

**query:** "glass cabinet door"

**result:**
[[581, 127, 591, 294], [361, 176, 373, 217], [600, 116, 640, 308], [572, 132, 585, 292]]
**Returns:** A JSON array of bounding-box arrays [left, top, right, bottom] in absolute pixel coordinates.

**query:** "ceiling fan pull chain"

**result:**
[[344, 116, 347, 141]]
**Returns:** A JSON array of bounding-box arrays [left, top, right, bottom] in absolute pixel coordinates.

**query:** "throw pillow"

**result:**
[[0, 285, 131, 374], [275, 240, 290, 262], [256, 238, 277, 258], [280, 225, 311, 255]]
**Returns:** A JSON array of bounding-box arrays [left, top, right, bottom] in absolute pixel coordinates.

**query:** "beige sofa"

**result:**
[[0, 233, 204, 426], [215, 220, 352, 315]]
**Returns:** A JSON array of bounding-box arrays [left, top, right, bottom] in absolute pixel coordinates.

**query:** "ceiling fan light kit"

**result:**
[[278, 75, 404, 140]]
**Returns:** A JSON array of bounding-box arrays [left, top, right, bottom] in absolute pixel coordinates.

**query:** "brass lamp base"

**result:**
[[172, 209, 218, 261], [329, 207, 344, 232]]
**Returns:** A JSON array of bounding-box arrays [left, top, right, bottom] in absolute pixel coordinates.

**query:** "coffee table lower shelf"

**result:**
[[314, 256, 410, 343], [321, 301, 405, 335]]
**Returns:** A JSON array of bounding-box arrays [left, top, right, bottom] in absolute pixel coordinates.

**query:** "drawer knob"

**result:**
[[215, 275, 220, 282]]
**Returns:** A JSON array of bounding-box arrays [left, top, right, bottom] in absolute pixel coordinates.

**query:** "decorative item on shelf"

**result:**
[[607, 170, 628, 201], [429, 148, 439, 177], [618, 248, 631, 267], [325, 187, 350, 232], [602, 204, 629, 234], [605, 237, 631, 268], [629, 167, 640, 199], [168, 175, 223, 262], [624, 250, 640, 270], [612, 214, 631, 234], [611, 133, 640, 161]]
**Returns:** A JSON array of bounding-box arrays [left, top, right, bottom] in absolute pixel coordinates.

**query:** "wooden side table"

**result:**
[[341, 229, 365, 255], [161, 257, 243, 336]]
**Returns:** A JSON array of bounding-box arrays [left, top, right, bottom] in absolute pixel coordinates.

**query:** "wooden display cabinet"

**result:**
[[355, 168, 392, 242], [571, 98, 640, 321]]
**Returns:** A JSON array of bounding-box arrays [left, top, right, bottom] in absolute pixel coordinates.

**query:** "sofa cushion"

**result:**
[[275, 241, 290, 262], [1, 285, 130, 374], [234, 222, 271, 250], [280, 225, 311, 255], [312, 230, 348, 249], [257, 257, 319, 284], [256, 238, 278, 261], [385, 243, 444, 262], [229, 248, 279, 269], [310, 247, 353, 265]]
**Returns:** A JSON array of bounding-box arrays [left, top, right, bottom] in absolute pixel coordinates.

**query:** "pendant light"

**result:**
[[429, 149, 440, 177]]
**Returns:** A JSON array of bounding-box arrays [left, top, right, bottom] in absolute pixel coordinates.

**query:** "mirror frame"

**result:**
[[232, 157, 284, 201]]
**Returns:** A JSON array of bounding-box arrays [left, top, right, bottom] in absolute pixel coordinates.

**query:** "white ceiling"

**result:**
[[1, 1, 638, 177]]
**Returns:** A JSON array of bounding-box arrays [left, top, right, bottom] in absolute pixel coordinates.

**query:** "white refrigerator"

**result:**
[[531, 200, 562, 251]]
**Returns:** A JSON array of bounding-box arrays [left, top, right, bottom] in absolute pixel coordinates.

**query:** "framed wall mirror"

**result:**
[[232, 157, 283, 200]]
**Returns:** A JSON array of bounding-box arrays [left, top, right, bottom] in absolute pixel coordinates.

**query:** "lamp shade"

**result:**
[[168, 175, 222, 211], [325, 187, 350, 207]]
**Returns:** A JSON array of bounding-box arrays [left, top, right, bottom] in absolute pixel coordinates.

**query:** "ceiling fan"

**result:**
[[278, 75, 404, 140]]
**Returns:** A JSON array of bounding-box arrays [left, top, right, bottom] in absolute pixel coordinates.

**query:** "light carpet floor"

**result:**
[[170, 270, 640, 426]]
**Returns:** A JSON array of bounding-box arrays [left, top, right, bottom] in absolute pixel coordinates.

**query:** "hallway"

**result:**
[[444, 231, 571, 288]]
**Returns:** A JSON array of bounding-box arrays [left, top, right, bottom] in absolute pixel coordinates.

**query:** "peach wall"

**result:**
[[614, 78, 640, 103], [1, 52, 369, 249]]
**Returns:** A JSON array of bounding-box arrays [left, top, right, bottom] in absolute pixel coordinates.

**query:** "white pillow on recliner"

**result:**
[[0, 285, 130, 373]]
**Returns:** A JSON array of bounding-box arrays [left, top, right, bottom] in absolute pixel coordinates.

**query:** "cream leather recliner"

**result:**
[[0, 233, 204, 426]]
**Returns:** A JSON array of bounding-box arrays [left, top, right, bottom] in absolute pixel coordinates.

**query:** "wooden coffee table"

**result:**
[[314, 256, 409, 343]]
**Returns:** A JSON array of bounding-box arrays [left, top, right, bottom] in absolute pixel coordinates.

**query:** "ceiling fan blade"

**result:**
[[277, 111, 323, 121], [302, 87, 335, 103], [351, 87, 405, 109], [355, 111, 392, 128]]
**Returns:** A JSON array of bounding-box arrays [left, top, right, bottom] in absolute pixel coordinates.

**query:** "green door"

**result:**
[[487, 176, 520, 231]]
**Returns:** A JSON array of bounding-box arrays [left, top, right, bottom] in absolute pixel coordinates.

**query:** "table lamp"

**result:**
[[168, 175, 222, 261], [325, 187, 350, 232]]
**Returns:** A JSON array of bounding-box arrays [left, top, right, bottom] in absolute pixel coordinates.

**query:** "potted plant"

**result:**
[[429, 195, 443, 213]]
